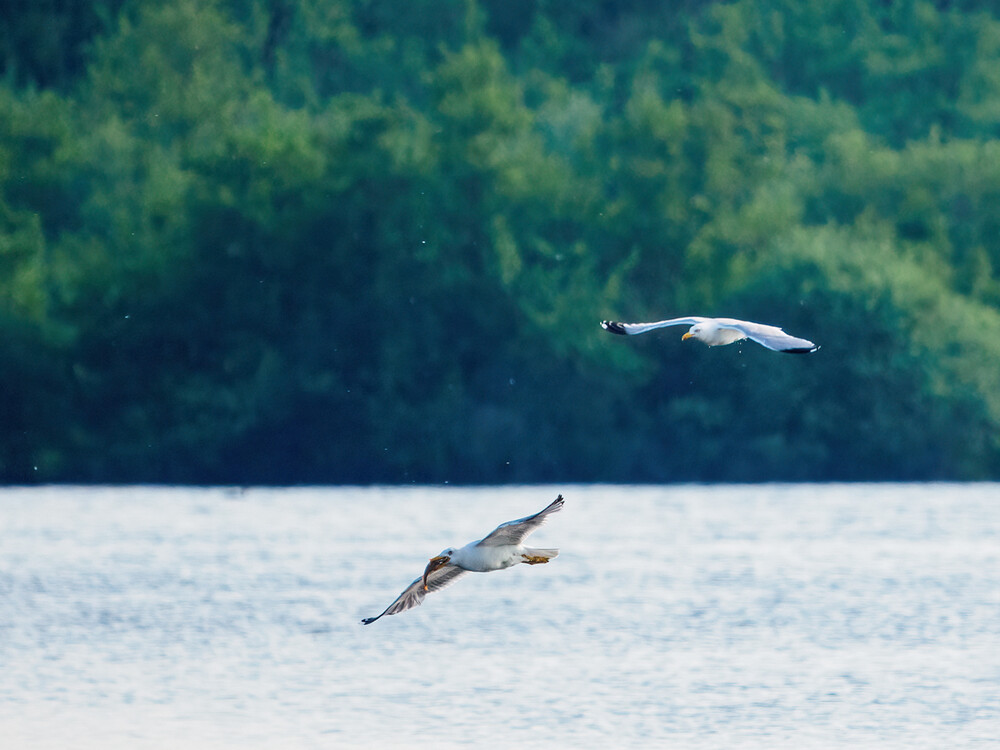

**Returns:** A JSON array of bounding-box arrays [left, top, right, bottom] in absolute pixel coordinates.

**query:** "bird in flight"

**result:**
[[361, 495, 565, 624], [601, 316, 818, 353]]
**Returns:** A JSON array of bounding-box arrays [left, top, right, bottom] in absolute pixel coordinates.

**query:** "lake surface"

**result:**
[[1, 484, 998, 748]]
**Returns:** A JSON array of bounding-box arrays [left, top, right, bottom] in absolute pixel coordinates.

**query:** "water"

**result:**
[[1, 484, 998, 748]]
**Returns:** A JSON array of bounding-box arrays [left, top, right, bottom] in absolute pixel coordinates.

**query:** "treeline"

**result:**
[[2, 0, 1000, 484]]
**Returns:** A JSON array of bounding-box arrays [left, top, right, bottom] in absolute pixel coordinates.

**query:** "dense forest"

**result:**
[[2, 0, 1000, 484]]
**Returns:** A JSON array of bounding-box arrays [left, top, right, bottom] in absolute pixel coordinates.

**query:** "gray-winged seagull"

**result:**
[[361, 495, 564, 624], [601, 316, 818, 353]]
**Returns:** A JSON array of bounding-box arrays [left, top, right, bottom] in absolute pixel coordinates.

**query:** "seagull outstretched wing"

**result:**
[[716, 319, 818, 353], [361, 564, 467, 625], [601, 317, 704, 335], [477, 494, 564, 547]]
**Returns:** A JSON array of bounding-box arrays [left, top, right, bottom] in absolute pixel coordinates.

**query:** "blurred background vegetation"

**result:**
[[2, 0, 1000, 484]]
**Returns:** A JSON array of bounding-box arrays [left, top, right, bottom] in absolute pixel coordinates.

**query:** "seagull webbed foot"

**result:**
[[522, 555, 551, 564]]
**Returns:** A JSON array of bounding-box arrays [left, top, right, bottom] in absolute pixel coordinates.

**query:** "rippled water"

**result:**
[[1, 484, 998, 748]]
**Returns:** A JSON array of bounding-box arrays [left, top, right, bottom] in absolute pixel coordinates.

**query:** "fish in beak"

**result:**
[[422, 555, 450, 590]]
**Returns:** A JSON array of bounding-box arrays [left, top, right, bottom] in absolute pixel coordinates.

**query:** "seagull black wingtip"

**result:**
[[781, 345, 820, 354], [601, 320, 628, 336]]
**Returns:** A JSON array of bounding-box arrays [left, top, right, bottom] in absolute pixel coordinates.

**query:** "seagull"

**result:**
[[601, 316, 818, 353], [361, 495, 564, 625]]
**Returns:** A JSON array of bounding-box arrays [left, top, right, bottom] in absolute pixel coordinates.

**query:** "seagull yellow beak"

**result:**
[[681, 332, 694, 341], [422, 555, 449, 591]]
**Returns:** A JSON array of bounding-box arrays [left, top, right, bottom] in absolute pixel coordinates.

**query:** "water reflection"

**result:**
[[1, 484, 998, 748]]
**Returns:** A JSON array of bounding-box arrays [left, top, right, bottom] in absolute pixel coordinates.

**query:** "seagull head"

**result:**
[[682, 320, 730, 346], [681, 323, 704, 342], [422, 548, 454, 590]]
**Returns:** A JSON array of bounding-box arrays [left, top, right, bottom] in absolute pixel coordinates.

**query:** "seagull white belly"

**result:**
[[457, 544, 525, 572], [710, 328, 747, 346]]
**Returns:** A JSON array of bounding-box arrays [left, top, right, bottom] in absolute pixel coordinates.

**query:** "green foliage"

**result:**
[[3, 0, 1000, 483], [0, 0, 131, 89]]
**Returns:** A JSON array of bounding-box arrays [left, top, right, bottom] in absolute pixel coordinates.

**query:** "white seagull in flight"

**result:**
[[601, 316, 818, 354], [361, 495, 564, 625]]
